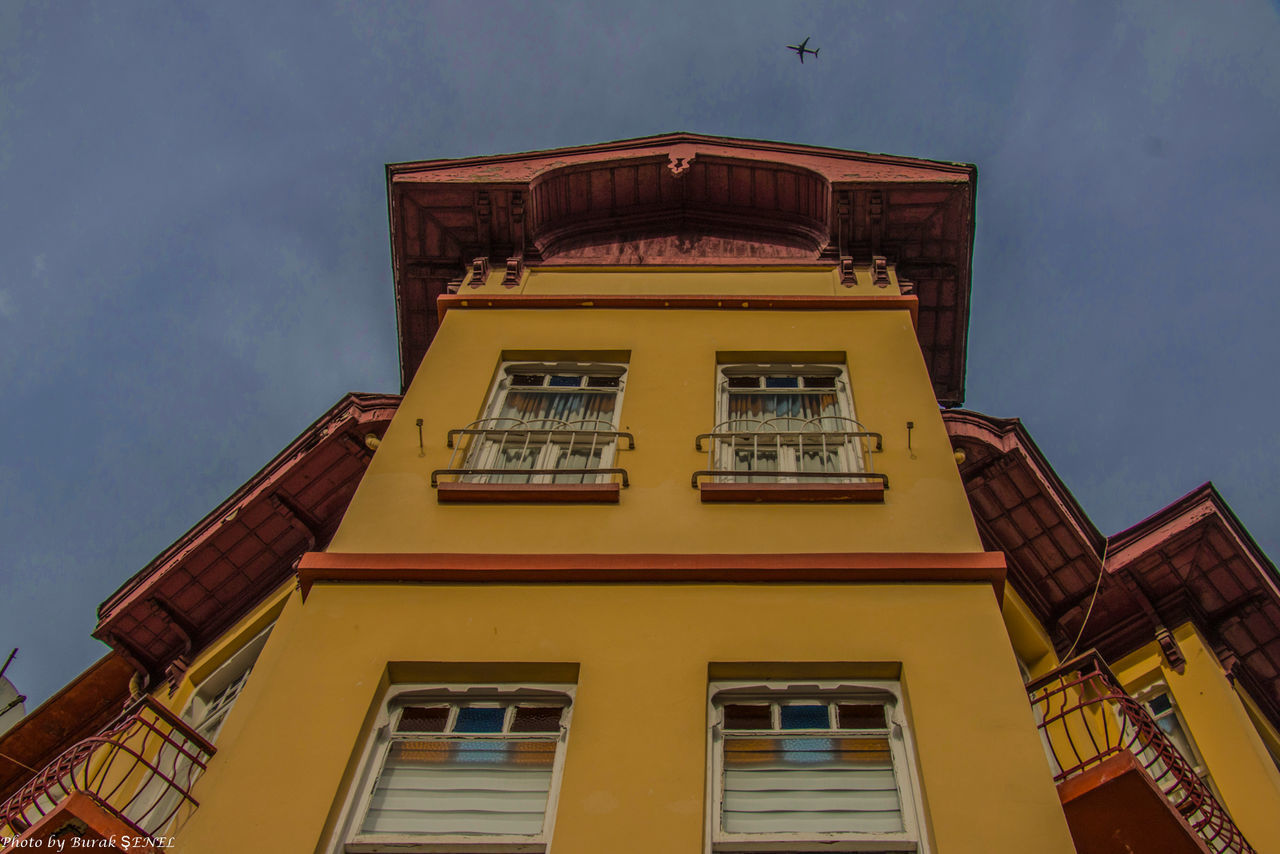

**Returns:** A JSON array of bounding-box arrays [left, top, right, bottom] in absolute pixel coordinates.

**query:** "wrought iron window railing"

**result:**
[[691, 416, 887, 488], [1025, 651, 1254, 854], [0, 697, 216, 844], [431, 418, 635, 488]]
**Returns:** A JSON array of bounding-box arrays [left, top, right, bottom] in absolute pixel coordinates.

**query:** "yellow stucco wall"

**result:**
[[329, 302, 980, 556], [172, 582, 1077, 854], [167, 268, 1063, 852], [1112, 622, 1280, 851]]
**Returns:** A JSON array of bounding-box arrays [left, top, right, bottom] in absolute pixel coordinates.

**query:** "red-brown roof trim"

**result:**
[[94, 393, 401, 685], [387, 132, 975, 406], [944, 410, 1280, 729]]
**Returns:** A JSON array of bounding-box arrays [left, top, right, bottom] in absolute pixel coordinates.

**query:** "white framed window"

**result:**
[[464, 362, 627, 484], [125, 622, 274, 834], [183, 622, 273, 741], [335, 684, 574, 854], [708, 681, 926, 853], [1134, 684, 1215, 787], [714, 364, 868, 482]]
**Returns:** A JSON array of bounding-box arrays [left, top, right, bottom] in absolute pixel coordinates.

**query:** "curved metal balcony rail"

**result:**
[[0, 697, 216, 843], [1026, 651, 1254, 853], [692, 416, 887, 488], [432, 418, 634, 488]]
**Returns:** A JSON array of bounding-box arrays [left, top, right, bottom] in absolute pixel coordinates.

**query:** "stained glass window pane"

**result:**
[[398, 706, 449, 733], [779, 704, 830, 730], [453, 706, 506, 733], [509, 706, 563, 733], [837, 704, 886, 730], [724, 704, 772, 730]]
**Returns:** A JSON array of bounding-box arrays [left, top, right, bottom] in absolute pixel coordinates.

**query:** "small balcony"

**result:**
[[1026, 652, 1254, 854], [0, 697, 214, 853], [431, 418, 634, 503], [692, 417, 887, 502]]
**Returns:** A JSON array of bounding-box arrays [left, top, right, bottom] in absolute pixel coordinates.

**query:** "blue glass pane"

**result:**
[[454, 740, 509, 762], [548, 375, 582, 387], [454, 706, 506, 732], [779, 704, 829, 729], [782, 737, 837, 762], [765, 376, 800, 388]]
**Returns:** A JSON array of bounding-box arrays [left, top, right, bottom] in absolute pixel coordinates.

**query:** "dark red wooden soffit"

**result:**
[[92, 393, 401, 689], [0, 653, 133, 803], [944, 410, 1280, 731], [386, 133, 976, 406]]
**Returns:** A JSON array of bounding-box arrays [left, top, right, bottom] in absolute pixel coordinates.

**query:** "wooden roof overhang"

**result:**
[[945, 410, 1280, 728], [93, 393, 401, 689], [0, 653, 133, 803], [388, 133, 976, 405]]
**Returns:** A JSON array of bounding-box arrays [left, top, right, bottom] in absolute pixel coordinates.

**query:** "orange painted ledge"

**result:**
[[437, 482, 620, 503], [437, 293, 919, 328], [699, 482, 885, 503], [1057, 751, 1214, 854], [5, 792, 157, 853], [296, 551, 1005, 600]]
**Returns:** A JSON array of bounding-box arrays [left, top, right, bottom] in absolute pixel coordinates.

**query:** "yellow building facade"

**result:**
[[1, 135, 1277, 854]]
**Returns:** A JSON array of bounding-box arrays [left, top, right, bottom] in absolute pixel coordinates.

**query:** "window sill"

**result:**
[[699, 482, 885, 503], [437, 482, 620, 504]]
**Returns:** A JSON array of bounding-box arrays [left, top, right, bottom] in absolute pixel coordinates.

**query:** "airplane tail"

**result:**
[[814, 48, 820, 56]]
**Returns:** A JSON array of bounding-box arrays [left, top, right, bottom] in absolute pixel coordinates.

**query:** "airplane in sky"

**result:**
[[787, 37, 819, 63]]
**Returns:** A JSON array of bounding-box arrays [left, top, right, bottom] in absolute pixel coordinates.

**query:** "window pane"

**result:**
[[764, 376, 800, 389], [1147, 693, 1173, 716], [837, 703, 886, 730], [727, 375, 761, 389], [548, 375, 582, 387], [722, 735, 902, 834], [509, 706, 563, 733], [398, 706, 449, 733], [802, 375, 836, 388], [510, 374, 544, 386], [779, 704, 830, 730], [453, 706, 506, 733], [724, 704, 772, 731], [363, 740, 554, 836], [585, 375, 620, 388]]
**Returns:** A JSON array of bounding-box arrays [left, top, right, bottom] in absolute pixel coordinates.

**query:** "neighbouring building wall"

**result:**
[[1112, 623, 1280, 851]]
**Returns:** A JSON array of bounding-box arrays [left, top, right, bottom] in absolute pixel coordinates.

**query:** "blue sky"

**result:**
[[2, 0, 1278, 707]]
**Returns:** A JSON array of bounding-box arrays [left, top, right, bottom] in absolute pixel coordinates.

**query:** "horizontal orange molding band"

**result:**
[[297, 551, 1005, 600], [699, 482, 885, 503], [437, 293, 919, 328], [437, 482, 620, 503]]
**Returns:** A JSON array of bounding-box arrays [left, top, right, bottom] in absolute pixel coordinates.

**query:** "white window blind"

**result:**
[[710, 682, 925, 852], [341, 687, 573, 853]]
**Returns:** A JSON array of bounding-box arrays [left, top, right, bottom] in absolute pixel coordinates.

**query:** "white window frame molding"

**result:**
[[467, 361, 629, 484], [1132, 682, 1215, 785], [713, 363, 865, 482], [333, 683, 576, 854], [182, 621, 275, 741], [705, 679, 928, 854]]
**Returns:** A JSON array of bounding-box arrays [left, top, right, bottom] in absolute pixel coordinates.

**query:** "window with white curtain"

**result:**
[[464, 362, 626, 483], [708, 681, 926, 852], [338, 685, 573, 853], [715, 364, 865, 482]]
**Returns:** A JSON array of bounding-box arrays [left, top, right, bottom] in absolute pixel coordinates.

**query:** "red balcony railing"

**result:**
[[1026, 651, 1254, 854], [0, 697, 215, 847]]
